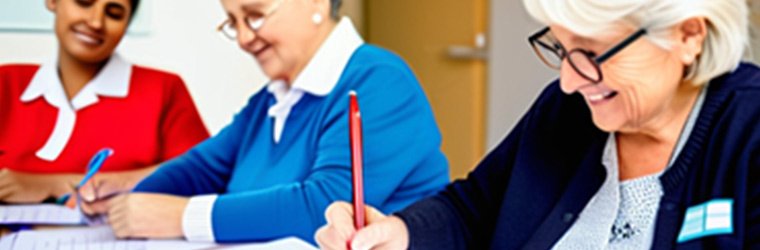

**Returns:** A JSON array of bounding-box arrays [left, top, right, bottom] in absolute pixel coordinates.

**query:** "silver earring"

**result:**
[[312, 13, 323, 24], [684, 54, 693, 63]]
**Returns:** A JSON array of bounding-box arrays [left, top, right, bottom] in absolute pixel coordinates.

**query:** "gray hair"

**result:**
[[524, 0, 750, 86], [330, 0, 342, 20]]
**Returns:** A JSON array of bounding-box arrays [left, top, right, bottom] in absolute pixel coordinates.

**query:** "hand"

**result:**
[[77, 179, 124, 215], [0, 169, 77, 203], [107, 193, 189, 239], [78, 166, 158, 215], [315, 202, 410, 250]]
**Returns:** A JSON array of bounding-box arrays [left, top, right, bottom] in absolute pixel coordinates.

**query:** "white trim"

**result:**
[[20, 54, 133, 161], [182, 194, 218, 242], [266, 17, 364, 143]]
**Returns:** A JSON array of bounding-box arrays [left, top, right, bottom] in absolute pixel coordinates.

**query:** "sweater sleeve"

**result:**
[[207, 64, 447, 243], [392, 83, 566, 249], [133, 94, 260, 196], [394, 113, 528, 250]]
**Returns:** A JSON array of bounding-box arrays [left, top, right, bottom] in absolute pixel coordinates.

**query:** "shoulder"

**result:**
[[334, 45, 421, 97], [350, 44, 409, 65], [128, 65, 192, 97], [343, 44, 416, 81], [0, 64, 40, 80], [706, 63, 760, 127], [130, 65, 185, 87], [0, 64, 41, 96]]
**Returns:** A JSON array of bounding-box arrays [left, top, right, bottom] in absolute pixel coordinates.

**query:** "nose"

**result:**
[[236, 24, 257, 51], [86, 6, 105, 31], [558, 59, 593, 94]]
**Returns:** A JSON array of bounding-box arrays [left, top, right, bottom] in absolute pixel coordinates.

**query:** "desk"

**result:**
[[0, 226, 317, 250]]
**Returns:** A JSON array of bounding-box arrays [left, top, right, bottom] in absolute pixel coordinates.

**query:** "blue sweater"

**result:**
[[396, 63, 760, 249], [134, 45, 449, 243]]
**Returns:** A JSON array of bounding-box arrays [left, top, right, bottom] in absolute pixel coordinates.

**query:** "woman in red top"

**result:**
[[0, 0, 209, 203]]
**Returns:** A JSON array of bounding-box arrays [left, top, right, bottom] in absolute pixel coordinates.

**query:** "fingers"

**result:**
[[94, 180, 124, 200], [80, 199, 110, 215], [364, 205, 388, 224], [315, 225, 349, 250], [77, 181, 97, 202], [107, 194, 131, 238], [65, 195, 77, 209], [351, 222, 391, 250], [317, 202, 392, 250], [317, 202, 358, 250], [351, 216, 407, 250], [325, 202, 356, 230]]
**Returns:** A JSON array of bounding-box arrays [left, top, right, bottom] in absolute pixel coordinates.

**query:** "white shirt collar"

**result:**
[[265, 17, 364, 143], [20, 53, 132, 110], [278, 16, 364, 96]]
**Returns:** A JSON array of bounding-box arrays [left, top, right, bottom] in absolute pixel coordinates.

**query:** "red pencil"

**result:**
[[349, 90, 365, 230]]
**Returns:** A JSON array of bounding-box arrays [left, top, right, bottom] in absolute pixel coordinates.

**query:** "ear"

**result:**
[[45, 0, 57, 13], [673, 17, 708, 66]]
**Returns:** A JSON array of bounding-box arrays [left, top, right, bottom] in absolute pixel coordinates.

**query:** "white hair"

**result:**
[[523, 0, 750, 85]]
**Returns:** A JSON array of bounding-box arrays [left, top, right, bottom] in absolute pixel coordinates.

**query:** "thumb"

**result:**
[[77, 181, 97, 202], [350, 219, 395, 250]]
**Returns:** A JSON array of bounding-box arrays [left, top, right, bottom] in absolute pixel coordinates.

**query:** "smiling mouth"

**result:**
[[73, 30, 104, 46], [254, 44, 271, 58], [587, 91, 618, 103]]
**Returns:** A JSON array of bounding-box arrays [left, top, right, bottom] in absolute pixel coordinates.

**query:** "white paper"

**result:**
[[0, 226, 317, 250], [0, 204, 83, 225]]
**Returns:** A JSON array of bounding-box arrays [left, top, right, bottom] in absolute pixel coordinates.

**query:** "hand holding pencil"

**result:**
[[314, 91, 411, 250], [316, 202, 409, 250]]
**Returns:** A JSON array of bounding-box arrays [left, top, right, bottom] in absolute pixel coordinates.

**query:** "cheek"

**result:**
[[104, 22, 128, 46], [601, 52, 681, 126]]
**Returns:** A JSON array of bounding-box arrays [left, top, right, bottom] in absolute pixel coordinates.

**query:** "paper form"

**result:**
[[0, 204, 83, 225], [0, 226, 318, 250]]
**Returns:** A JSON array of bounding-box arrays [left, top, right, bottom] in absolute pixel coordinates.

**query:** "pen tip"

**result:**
[[349, 90, 357, 96]]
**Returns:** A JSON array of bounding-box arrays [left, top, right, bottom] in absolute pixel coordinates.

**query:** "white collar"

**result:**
[[268, 16, 364, 96], [20, 53, 132, 110]]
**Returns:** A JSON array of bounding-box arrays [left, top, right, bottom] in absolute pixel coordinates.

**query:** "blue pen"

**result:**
[[56, 148, 114, 205]]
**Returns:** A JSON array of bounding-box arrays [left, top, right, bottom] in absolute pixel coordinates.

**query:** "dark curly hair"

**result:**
[[130, 0, 140, 19]]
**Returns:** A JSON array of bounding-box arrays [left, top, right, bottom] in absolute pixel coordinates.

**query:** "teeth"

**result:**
[[588, 93, 605, 101], [74, 32, 100, 45]]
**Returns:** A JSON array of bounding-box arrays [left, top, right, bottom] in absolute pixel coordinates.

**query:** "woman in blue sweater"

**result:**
[[317, 0, 760, 249], [85, 0, 449, 244]]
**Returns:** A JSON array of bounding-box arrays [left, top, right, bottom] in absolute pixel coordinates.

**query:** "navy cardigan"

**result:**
[[395, 63, 760, 249]]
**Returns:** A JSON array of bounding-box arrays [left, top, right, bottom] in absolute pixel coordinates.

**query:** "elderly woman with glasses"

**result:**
[[316, 0, 760, 249], [83, 0, 450, 244]]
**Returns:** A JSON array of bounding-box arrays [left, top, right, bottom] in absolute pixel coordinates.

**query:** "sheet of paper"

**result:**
[[0, 204, 83, 225], [0, 226, 318, 250], [218, 237, 318, 250]]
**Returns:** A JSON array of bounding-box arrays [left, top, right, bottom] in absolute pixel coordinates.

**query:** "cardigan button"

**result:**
[[664, 202, 677, 211], [562, 213, 574, 223]]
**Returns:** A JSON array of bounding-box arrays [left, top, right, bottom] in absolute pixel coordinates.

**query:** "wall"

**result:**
[[0, 0, 267, 135], [486, 0, 556, 150]]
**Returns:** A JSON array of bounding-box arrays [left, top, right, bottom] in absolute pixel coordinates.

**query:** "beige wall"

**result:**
[[486, 0, 557, 149], [341, 0, 364, 35]]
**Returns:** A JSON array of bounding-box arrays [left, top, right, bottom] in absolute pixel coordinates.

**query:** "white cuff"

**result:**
[[182, 194, 218, 242]]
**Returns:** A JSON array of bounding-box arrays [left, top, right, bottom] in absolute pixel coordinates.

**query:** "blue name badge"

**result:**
[[677, 199, 733, 243]]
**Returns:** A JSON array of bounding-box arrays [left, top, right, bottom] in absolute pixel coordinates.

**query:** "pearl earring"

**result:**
[[312, 13, 323, 24]]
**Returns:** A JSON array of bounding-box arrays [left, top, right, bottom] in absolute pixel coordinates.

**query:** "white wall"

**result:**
[[0, 0, 267, 135], [486, 0, 557, 149]]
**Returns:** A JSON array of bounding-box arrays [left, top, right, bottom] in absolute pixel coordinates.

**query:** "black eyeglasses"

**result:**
[[528, 27, 647, 83]]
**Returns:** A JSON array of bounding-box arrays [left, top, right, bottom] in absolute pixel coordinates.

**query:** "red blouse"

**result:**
[[0, 64, 209, 173]]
